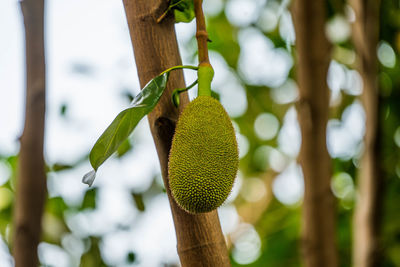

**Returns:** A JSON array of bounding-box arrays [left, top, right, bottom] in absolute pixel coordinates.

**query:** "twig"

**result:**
[[194, 0, 210, 65]]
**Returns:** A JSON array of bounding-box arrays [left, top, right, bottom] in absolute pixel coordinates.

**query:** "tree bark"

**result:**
[[350, 1, 383, 266], [13, 0, 47, 266], [292, 1, 338, 266], [122, 1, 230, 266]]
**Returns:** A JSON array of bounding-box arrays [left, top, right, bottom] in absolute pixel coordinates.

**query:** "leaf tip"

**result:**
[[82, 170, 96, 187]]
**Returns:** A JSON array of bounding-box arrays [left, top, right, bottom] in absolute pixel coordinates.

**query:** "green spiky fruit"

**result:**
[[168, 96, 239, 213]]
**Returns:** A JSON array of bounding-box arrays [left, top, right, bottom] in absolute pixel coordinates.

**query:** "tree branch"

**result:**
[[350, 0, 383, 266], [13, 0, 47, 266], [194, 0, 209, 65], [292, 0, 338, 266]]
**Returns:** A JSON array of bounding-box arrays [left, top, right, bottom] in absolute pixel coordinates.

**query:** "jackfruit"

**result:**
[[168, 96, 239, 213]]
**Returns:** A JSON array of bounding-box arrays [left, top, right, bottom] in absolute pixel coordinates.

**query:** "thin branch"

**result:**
[[350, 0, 383, 266], [292, 0, 338, 266], [194, 0, 209, 65], [13, 0, 47, 266]]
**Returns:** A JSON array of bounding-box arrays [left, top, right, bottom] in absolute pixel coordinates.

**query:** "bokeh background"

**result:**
[[1, 0, 400, 266]]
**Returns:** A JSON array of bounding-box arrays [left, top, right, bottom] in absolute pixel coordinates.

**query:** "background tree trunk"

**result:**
[[292, 1, 338, 266], [122, 1, 230, 266], [350, 0, 383, 266], [13, 0, 47, 266]]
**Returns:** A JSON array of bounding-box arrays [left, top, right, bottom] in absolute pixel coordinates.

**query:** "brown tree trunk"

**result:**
[[122, 1, 230, 266], [292, 1, 338, 266], [350, 1, 383, 266], [13, 0, 47, 266]]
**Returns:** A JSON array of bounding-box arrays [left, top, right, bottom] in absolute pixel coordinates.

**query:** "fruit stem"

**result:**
[[197, 63, 213, 96], [194, 0, 213, 96], [172, 79, 199, 107], [160, 65, 198, 76]]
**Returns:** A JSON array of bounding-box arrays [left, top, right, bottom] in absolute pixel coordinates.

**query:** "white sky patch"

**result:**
[[128, 195, 179, 267], [278, 107, 301, 158], [272, 162, 304, 206], [237, 133, 250, 159], [0, 0, 24, 155], [0, 236, 13, 267], [378, 41, 396, 68], [96, 186, 137, 227], [226, 171, 243, 203], [61, 233, 85, 266], [38, 243, 71, 267], [328, 60, 346, 96], [343, 69, 363, 96], [238, 28, 293, 87], [97, 136, 159, 191], [270, 79, 299, 104], [47, 163, 92, 206], [203, 0, 225, 17], [257, 2, 280, 33], [253, 145, 289, 172], [231, 223, 262, 265], [45, 0, 140, 164], [175, 19, 197, 45], [0, 161, 11, 186], [218, 78, 248, 117], [254, 112, 280, 141], [209, 51, 232, 89], [328, 60, 363, 99], [342, 101, 365, 141], [268, 148, 288, 173], [218, 205, 240, 235], [225, 0, 265, 27], [327, 101, 365, 160], [101, 231, 134, 266], [326, 15, 351, 43], [279, 10, 295, 46]]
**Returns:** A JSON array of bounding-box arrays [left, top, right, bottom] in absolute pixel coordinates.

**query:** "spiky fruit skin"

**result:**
[[168, 96, 239, 213]]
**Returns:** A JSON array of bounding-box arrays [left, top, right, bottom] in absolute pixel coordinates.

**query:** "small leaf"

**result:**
[[60, 103, 68, 116], [126, 251, 136, 263], [132, 193, 145, 212], [89, 73, 169, 171], [80, 188, 97, 210], [173, 0, 195, 23], [52, 163, 74, 172]]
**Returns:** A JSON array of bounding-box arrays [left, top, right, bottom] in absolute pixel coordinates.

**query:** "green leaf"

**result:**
[[60, 103, 68, 116], [51, 163, 74, 172], [126, 251, 136, 263], [89, 73, 169, 171], [172, 0, 195, 23], [80, 188, 97, 210], [116, 139, 133, 158], [132, 193, 145, 212]]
